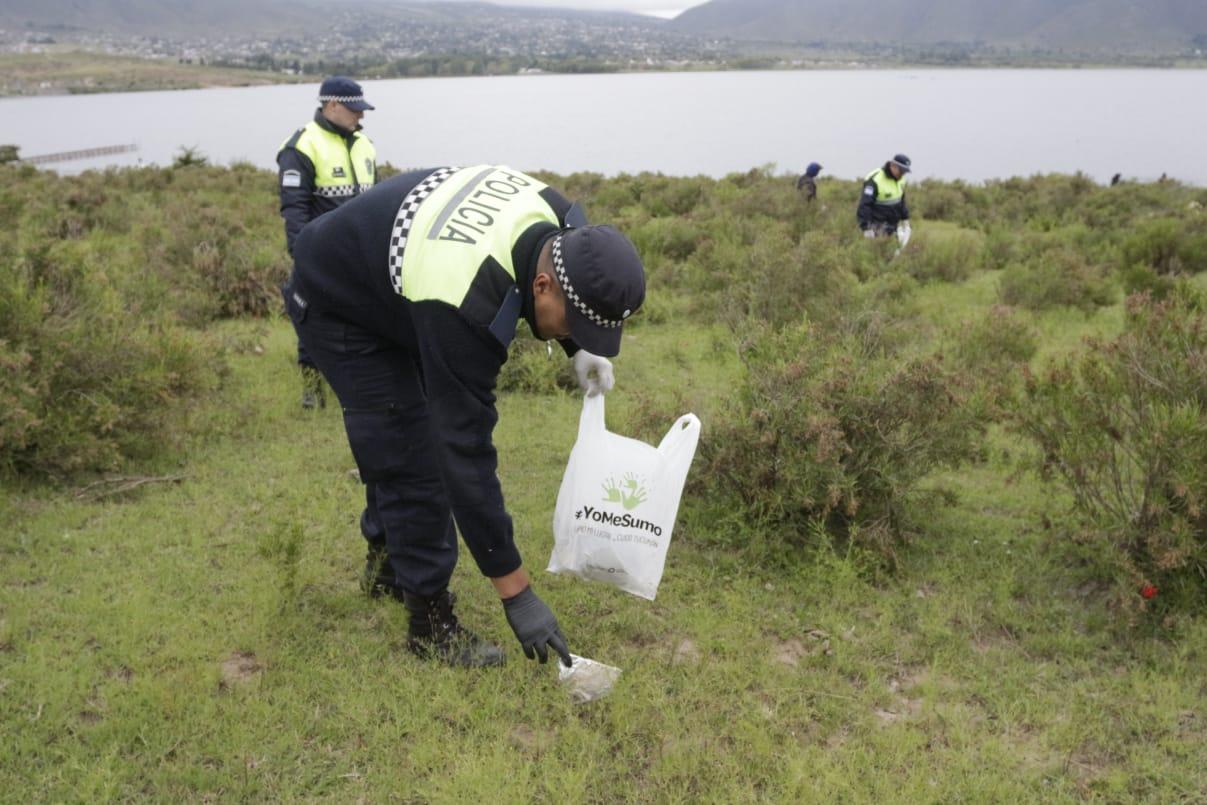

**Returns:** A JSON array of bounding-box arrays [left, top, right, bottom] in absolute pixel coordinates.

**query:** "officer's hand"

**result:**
[[863, 228, 876, 240], [573, 350, 615, 397], [502, 586, 572, 666]]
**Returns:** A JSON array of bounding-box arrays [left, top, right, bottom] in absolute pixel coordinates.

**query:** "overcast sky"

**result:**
[[436, 1, 708, 18]]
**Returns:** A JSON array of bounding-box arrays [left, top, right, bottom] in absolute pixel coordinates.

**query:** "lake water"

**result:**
[[2, 69, 1204, 184]]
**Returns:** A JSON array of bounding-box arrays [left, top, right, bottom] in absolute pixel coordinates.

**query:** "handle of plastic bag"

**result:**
[[577, 392, 607, 441], [657, 412, 701, 454]]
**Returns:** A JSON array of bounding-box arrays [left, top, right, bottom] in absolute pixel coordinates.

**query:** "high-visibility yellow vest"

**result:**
[[866, 168, 906, 206], [389, 165, 561, 307], [283, 120, 376, 198]]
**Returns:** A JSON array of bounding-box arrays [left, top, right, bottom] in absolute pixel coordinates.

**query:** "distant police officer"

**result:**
[[278, 76, 378, 409], [858, 154, 912, 247], [283, 165, 646, 668]]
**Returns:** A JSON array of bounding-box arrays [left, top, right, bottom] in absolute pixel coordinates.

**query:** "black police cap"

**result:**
[[318, 76, 374, 112], [550, 226, 645, 358]]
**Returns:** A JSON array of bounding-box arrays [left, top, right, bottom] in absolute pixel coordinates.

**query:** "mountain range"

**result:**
[[669, 0, 1207, 51], [0, 0, 650, 36], [4, 0, 1206, 53]]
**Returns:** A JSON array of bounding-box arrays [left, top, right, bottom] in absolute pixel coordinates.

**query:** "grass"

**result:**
[[3, 272, 1205, 801], [0, 50, 300, 97]]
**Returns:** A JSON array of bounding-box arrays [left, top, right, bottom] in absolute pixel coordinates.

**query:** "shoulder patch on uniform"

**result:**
[[863, 186, 875, 195], [281, 169, 302, 188]]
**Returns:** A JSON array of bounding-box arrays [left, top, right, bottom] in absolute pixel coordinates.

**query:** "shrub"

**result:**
[[636, 174, 706, 217], [628, 216, 704, 264], [148, 187, 289, 321], [896, 227, 985, 283], [950, 304, 1037, 369], [695, 322, 987, 567], [0, 238, 221, 478], [172, 146, 209, 168], [721, 230, 858, 330], [998, 248, 1115, 312], [1014, 289, 1207, 618], [910, 179, 985, 226], [982, 228, 1022, 270], [495, 336, 577, 395], [1120, 217, 1207, 276], [1119, 264, 1179, 300], [946, 305, 1037, 410]]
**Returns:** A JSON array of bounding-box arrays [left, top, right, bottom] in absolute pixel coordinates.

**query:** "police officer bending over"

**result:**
[[278, 76, 377, 409], [858, 153, 912, 246], [284, 165, 646, 668]]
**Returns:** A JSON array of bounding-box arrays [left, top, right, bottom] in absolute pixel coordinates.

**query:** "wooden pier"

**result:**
[[20, 143, 138, 165]]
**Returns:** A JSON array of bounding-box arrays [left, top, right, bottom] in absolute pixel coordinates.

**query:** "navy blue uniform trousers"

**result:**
[[284, 284, 459, 597]]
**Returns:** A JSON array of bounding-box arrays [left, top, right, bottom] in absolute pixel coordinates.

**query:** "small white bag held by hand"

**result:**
[[548, 394, 701, 600]]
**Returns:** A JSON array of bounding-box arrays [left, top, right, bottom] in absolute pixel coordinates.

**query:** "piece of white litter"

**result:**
[[557, 654, 622, 704]]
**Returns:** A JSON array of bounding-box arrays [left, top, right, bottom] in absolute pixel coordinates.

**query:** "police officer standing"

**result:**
[[283, 165, 646, 668], [858, 153, 912, 247], [278, 76, 378, 409]]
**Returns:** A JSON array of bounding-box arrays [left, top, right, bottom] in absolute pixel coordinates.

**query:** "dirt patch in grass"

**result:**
[[672, 638, 701, 664], [509, 724, 553, 754], [774, 629, 832, 667], [219, 651, 261, 689], [775, 639, 808, 667]]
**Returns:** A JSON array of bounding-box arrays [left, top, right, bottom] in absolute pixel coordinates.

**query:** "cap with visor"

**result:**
[[318, 76, 375, 112], [549, 225, 645, 358], [889, 154, 912, 174]]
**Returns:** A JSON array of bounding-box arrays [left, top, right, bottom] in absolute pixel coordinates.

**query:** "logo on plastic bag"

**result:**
[[601, 472, 649, 510]]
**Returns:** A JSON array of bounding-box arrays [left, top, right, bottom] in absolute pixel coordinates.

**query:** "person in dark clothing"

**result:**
[[796, 161, 822, 202], [278, 76, 377, 409], [284, 165, 646, 668], [858, 153, 912, 244]]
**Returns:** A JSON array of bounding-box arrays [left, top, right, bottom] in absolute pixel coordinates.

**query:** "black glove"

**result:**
[[502, 586, 572, 667]]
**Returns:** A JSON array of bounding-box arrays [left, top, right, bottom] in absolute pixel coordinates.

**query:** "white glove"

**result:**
[[863, 228, 876, 239], [572, 350, 614, 397], [896, 221, 912, 247]]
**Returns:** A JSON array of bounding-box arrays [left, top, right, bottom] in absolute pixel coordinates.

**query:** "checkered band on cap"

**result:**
[[552, 233, 625, 329], [388, 167, 459, 296], [318, 95, 367, 104]]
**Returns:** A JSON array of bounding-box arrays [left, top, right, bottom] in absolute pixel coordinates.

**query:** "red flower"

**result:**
[[1140, 584, 1158, 599]]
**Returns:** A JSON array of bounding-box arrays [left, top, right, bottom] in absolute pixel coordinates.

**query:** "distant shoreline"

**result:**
[[2, 49, 1204, 99]]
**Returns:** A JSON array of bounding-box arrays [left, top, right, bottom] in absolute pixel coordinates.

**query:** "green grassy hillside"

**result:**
[[1, 163, 1204, 800]]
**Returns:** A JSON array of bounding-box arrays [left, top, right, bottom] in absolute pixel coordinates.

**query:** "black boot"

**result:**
[[300, 365, 326, 410], [403, 590, 505, 668], [360, 545, 397, 598]]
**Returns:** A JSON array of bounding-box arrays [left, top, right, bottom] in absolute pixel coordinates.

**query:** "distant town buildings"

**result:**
[[0, 10, 736, 84]]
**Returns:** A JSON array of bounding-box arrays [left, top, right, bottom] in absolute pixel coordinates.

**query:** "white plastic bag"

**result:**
[[558, 654, 622, 704], [548, 394, 700, 600]]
